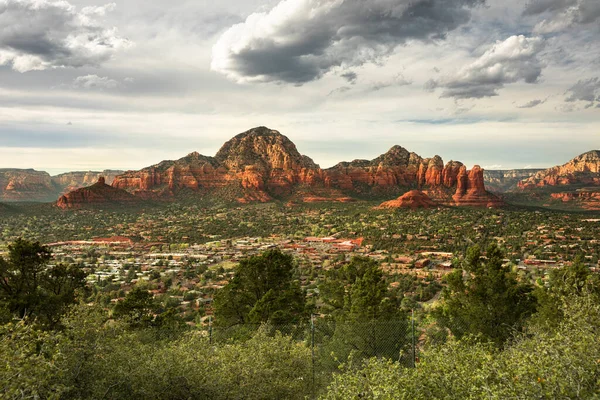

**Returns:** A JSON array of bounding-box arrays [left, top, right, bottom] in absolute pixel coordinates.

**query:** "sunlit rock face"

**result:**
[[108, 126, 501, 206]]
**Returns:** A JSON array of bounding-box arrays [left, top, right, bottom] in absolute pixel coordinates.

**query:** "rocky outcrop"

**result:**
[[450, 165, 504, 207], [112, 127, 324, 200], [0, 169, 127, 202], [0, 169, 57, 202], [52, 170, 124, 195], [377, 190, 437, 209], [110, 126, 502, 207], [323, 146, 422, 192], [518, 150, 600, 189], [484, 169, 543, 193], [513, 150, 600, 210], [550, 191, 600, 210], [56, 177, 138, 209]]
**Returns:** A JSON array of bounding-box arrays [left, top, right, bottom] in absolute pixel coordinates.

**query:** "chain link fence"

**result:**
[[203, 312, 456, 398]]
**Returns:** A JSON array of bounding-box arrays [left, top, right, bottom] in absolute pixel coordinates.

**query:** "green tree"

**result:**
[[0, 238, 86, 327], [533, 254, 600, 327], [213, 249, 306, 326], [113, 286, 157, 327], [319, 257, 407, 366], [437, 243, 536, 346]]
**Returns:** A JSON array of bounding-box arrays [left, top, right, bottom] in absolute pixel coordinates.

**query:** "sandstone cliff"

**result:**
[[550, 190, 600, 210], [110, 126, 501, 207], [56, 177, 138, 209], [0, 169, 57, 202], [112, 127, 324, 202], [483, 169, 543, 193], [518, 150, 600, 189], [52, 170, 124, 195]]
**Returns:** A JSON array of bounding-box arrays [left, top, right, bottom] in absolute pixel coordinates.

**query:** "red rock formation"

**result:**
[[0, 169, 57, 202], [377, 190, 437, 209], [109, 126, 501, 207], [550, 191, 600, 210], [450, 165, 504, 207], [52, 170, 124, 195], [324, 146, 422, 192], [518, 150, 600, 189], [56, 177, 138, 209], [113, 127, 324, 201]]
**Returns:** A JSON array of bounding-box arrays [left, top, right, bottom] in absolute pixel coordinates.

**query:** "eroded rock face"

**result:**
[[518, 150, 600, 189], [112, 127, 324, 199], [377, 190, 437, 209], [52, 170, 124, 195], [550, 191, 600, 210], [450, 165, 504, 207], [0, 169, 57, 202], [109, 126, 501, 206], [483, 169, 543, 193], [56, 177, 138, 209]]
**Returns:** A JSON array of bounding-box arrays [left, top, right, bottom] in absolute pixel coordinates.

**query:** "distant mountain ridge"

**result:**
[[518, 150, 600, 189], [0, 169, 124, 202], [483, 169, 544, 193], [109, 126, 501, 207], [514, 150, 600, 210]]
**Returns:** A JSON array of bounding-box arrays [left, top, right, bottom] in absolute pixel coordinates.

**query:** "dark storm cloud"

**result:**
[[340, 71, 358, 84], [517, 98, 547, 108], [212, 0, 484, 84], [564, 77, 600, 107], [428, 35, 546, 99], [0, 0, 130, 72]]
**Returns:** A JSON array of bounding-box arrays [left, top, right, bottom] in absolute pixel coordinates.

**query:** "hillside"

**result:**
[[111, 126, 502, 207]]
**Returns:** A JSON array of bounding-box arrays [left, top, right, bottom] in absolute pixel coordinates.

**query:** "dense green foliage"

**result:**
[[323, 295, 600, 399], [436, 243, 536, 346], [533, 254, 600, 327], [0, 231, 600, 399], [0, 305, 311, 400], [0, 238, 86, 327], [213, 249, 306, 326]]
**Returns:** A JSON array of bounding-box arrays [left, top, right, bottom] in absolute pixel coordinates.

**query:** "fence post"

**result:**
[[411, 309, 416, 368], [209, 315, 213, 345], [311, 314, 316, 400]]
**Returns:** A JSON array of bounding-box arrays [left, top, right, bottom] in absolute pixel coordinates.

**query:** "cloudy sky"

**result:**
[[1, 0, 599, 174]]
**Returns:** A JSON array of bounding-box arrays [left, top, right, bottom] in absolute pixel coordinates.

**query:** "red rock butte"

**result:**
[[56, 177, 137, 209], [59, 126, 504, 208], [377, 190, 437, 209]]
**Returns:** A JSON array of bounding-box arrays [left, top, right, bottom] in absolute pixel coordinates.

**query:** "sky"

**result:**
[[0, 0, 599, 174]]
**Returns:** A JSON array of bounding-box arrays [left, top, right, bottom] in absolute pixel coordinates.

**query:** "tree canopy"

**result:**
[[213, 249, 306, 326], [0, 238, 86, 327], [437, 243, 536, 346]]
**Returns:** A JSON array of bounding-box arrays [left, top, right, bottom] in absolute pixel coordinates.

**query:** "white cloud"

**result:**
[[211, 0, 483, 84], [563, 77, 600, 108], [72, 75, 120, 90], [525, 0, 600, 33], [0, 0, 131, 72], [428, 35, 546, 99]]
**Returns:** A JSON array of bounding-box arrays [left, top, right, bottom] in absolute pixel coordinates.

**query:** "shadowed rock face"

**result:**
[[52, 170, 124, 196], [514, 150, 600, 209], [518, 151, 600, 189], [550, 191, 600, 210], [0, 169, 125, 202], [483, 169, 543, 193], [0, 169, 57, 202], [104, 126, 501, 206], [56, 177, 137, 209]]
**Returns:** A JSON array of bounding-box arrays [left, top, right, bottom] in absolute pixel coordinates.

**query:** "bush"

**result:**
[[323, 295, 600, 399]]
